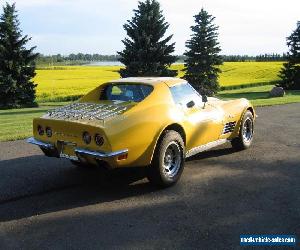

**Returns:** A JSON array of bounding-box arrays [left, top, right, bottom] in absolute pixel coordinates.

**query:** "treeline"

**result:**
[[228, 53, 287, 62], [178, 54, 287, 62], [36, 54, 119, 66], [36, 53, 287, 65]]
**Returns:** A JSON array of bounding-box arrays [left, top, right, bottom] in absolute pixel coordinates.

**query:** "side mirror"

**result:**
[[202, 95, 208, 103], [186, 100, 195, 108]]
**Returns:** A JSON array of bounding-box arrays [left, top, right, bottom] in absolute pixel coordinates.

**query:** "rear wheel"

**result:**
[[147, 130, 185, 188], [231, 110, 254, 150]]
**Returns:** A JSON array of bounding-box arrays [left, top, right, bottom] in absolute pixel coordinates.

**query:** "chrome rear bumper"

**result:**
[[26, 137, 128, 159], [27, 137, 54, 149], [74, 148, 128, 158]]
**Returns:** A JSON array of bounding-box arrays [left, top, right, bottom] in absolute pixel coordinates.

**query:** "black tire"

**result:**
[[147, 130, 185, 188], [231, 110, 254, 150]]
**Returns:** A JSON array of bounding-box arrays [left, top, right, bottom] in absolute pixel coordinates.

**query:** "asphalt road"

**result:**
[[0, 103, 299, 250]]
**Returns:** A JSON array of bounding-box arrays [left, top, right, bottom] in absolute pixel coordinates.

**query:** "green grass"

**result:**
[[217, 85, 300, 106], [34, 62, 283, 102], [0, 105, 54, 141]]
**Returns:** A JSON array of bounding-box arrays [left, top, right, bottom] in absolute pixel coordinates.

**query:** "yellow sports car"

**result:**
[[27, 77, 255, 187]]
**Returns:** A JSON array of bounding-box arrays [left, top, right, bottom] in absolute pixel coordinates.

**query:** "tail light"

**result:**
[[82, 131, 91, 144], [117, 153, 128, 161], [95, 134, 104, 146], [38, 125, 44, 136], [46, 127, 52, 137]]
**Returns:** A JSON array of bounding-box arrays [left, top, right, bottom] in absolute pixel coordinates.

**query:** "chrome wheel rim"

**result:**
[[242, 117, 253, 143], [162, 142, 182, 178]]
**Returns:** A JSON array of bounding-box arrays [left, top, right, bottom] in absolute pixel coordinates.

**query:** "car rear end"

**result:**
[[28, 103, 130, 168]]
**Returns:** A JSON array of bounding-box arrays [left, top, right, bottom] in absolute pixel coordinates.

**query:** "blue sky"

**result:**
[[6, 0, 300, 55]]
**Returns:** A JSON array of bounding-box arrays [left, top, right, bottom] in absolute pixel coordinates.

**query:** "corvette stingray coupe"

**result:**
[[27, 77, 255, 187]]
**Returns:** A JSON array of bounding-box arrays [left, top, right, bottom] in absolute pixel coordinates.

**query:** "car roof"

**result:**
[[108, 77, 187, 87]]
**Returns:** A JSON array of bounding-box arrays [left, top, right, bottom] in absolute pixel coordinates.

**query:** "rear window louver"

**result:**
[[45, 103, 130, 121]]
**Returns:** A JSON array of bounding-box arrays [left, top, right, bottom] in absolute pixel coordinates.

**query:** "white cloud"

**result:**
[[160, 0, 299, 55], [9, 0, 300, 55], [30, 34, 123, 55]]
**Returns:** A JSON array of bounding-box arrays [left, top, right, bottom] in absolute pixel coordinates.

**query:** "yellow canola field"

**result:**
[[34, 62, 283, 102]]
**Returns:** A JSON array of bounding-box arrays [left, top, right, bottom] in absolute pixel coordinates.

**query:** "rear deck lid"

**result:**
[[43, 102, 133, 126]]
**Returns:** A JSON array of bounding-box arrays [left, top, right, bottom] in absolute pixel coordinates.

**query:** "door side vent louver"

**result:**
[[223, 121, 236, 134]]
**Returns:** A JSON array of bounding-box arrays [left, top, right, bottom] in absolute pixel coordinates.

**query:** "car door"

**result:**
[[169, 83, 224, 151]]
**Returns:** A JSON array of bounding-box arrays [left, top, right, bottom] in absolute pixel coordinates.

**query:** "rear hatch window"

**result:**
[[100, 84, 153, 102]]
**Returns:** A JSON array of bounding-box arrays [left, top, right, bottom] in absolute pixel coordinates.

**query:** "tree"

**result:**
[[278, 21, 300, 90], [183, 8, 223, 96], [0, 3, 38, 108], [118, 0, 177, 78]]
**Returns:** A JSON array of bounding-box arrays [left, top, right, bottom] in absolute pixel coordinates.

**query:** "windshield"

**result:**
[[100, 84, 153, 102]]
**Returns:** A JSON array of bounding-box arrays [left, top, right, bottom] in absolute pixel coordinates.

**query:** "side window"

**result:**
[[170, 83, 202, 107]]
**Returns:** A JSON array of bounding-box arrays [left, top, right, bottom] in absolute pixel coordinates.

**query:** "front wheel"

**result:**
[[147, 130, 185, 188], [231, 110, 254, 150]]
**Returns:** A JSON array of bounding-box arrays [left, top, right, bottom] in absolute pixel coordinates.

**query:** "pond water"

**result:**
[[85, 61, 123, 66]]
